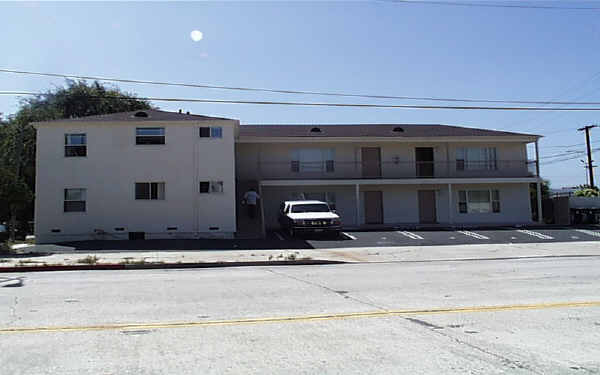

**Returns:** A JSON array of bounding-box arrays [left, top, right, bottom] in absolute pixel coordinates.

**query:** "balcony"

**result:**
[[250, 160, 538, 180]]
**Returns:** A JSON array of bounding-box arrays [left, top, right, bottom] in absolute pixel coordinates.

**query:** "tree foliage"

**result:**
[[574, 185, 600, 197], [0, 80, 154, 234]]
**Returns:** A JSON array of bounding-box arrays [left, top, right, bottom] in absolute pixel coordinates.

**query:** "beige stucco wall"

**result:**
[[35, 119, 238, 243]]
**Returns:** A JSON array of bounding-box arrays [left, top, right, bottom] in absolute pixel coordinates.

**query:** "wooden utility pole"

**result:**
[[578, 125, 597, 187]]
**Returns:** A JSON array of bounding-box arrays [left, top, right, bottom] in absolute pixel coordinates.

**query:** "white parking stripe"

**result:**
[[397, 231, 424, 240], [516, 229, 554, 240], [457, 231, 490, 240], [575, 229, 600, 238], [342, 232, 357, 240]]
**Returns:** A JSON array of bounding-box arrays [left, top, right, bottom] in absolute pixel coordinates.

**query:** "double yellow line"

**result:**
[[2, 300, 599, 335]]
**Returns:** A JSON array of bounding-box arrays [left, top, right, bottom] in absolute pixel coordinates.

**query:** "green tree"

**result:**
[[0, 167, 33, 241], [574, 185, 600, 197], [0, 80, 154, 235], [530, 180, 550, 222]]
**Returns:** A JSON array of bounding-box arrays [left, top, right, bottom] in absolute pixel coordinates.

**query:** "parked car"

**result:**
[[278, 200, 342, 237]]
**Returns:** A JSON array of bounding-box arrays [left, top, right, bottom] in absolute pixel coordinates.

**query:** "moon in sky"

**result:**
[[190, 30, 203, 42]]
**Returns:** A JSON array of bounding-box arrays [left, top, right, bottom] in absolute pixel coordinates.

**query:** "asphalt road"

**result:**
[[1, 256, 599, 374], [25, 227, 600, 254], [274, 227, 600, 249]]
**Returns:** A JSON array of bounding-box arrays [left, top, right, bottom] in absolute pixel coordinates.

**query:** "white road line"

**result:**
[[516, 229, 554, 240], [575, 229, 600, 238], [457, 231, 490, 240], [274, 232, 285, 241], [397, 231, 424, 240], [342, 232, 357, 240]]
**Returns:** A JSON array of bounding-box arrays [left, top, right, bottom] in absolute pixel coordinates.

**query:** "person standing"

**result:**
[[243, 188, 261, 219]]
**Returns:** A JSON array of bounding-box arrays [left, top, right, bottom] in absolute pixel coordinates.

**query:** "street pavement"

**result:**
[[1, 255, 599, 374]]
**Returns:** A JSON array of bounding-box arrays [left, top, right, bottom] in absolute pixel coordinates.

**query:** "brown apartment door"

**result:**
[[418, 190, 437, 224], [415, 147, 434, 177], [362, 147, 382, 178], [364, 191, 384, 224]]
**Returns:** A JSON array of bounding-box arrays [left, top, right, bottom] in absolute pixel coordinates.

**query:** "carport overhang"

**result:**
[[258, 177, 543, 230]]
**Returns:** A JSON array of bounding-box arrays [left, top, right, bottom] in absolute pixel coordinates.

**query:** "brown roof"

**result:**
[[38, 109, 234, 123], [239, 124, 538, 138]]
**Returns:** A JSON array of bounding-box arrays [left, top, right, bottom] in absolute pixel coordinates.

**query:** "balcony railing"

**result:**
[[247, 160, 538, 180]]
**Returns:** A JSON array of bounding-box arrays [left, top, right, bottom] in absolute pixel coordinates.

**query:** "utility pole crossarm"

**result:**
[[578, 125, 598, 187]]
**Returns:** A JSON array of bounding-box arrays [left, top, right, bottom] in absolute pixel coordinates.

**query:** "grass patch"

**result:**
[[76, 255, 99, 265]]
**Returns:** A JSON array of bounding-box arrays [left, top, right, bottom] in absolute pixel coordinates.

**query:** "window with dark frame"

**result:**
[[64, 188, 86, 212], [200, 126, 222, 138], [65, 134, 87, 157], [199, 127, 211, 138], [136, 128, 165, 145], [199, 181, 223, 193], [135, 182, 165, 200], [199, 181, 210, 193]]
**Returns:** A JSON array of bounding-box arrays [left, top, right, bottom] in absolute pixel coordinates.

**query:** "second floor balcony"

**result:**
[[248, 160, 538, 180]]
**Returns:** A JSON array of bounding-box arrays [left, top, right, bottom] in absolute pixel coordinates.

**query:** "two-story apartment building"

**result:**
[[237, 124, 541, 232], [33, 110, 542, 243]]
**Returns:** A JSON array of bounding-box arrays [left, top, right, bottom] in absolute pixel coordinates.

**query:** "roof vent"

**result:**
[[310, 127, 322, 134], [392, 126, 404, 133], [134, 111, 149, 118]]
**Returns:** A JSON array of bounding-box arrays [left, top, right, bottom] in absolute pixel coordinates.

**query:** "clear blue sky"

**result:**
[[2, 1, 600, 188]]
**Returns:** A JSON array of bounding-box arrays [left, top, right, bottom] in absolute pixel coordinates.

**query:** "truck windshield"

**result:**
[[291, 204, 330, 213]]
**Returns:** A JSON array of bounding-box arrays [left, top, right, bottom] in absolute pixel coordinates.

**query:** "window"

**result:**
[[64, 188, 86, 212], [199, 181, 210, 193], [135, 182, 165, 200], [199, 127, 210, 138], [136, 128, 165, 145], [291, 149, 335, 173], [65, 134, 86, 157], [458, 189, 500, 213], [199, 181, 223, 193], [210, 127, 222, 138], [291, 203, 331, 213], [456, 148, 497, 170], [200, 127, 222, 138]]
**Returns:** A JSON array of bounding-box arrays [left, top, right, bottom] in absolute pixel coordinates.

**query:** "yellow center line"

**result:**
[[2, 300, 599, 335]]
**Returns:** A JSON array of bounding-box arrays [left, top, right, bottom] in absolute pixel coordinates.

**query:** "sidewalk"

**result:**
[[1, 241, 599, 272]]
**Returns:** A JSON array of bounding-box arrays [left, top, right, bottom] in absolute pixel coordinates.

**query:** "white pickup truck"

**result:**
[[278, 200, 342, 237]]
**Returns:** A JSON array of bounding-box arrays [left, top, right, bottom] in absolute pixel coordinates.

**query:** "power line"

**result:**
[[379, 0, 600, 10], [6, 91, 600, 111], [4, 68, 600, 105], [541, 147, 600, 165]]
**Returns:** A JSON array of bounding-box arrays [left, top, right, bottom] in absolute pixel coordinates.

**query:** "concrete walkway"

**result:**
[[2, 241, 599, 269]]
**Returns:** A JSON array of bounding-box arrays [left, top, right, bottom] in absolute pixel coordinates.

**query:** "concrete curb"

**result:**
[[0, 259, 345, 273]]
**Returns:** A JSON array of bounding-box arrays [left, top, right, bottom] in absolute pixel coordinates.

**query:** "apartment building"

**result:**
[[34, 110, 542, 243]]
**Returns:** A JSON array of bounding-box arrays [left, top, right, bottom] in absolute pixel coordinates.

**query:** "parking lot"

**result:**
[[268, 227, 600, 249]]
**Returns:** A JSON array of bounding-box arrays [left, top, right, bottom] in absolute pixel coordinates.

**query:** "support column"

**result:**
[[536, 182, 543, 224], [534, 140, 540, 177], [355, 184, 360, 227], [258, 183, 266, 238], [448, 183, 453, 225]]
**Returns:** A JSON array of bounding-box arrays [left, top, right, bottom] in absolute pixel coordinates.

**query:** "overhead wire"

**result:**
[[5, 91, 600, 111], [4, 68, 600, 105], [377, 0, 600, 10]]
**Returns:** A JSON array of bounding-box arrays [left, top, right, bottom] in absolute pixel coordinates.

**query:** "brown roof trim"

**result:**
[[238, 124, 539, 138], [34, 109, 235, 124]]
